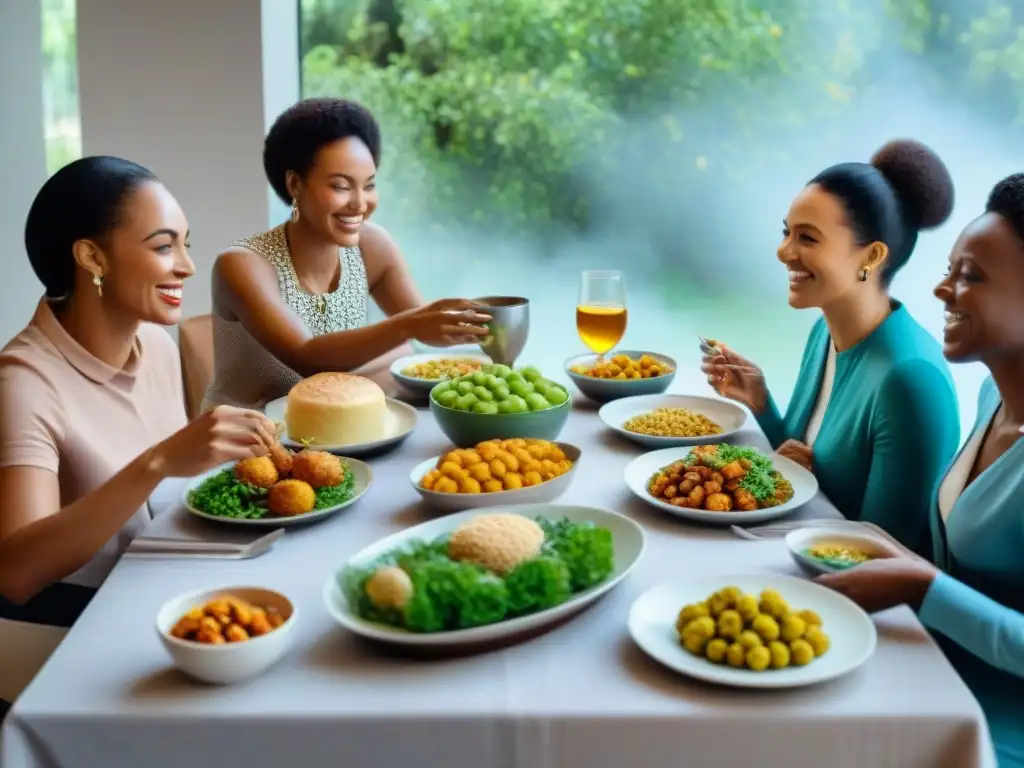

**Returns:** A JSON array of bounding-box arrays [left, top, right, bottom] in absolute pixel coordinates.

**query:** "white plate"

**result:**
[[264, 396, 418, 456], [182, 458, 372, 527], [629, 574, 877, 689], [786, 527, 901, 576], [624, 446, 817, 525], [409, 443, 581, 512], [390, 352, 491, 394], [599, 394, 747, 448], [323, 504, 645, 647]]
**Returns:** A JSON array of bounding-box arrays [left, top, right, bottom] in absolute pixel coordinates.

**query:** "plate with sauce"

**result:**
[[785, 527, 900, 576]]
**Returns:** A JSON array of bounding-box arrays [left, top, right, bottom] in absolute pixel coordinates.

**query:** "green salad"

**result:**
[[188, 466, 355, 519], [341, 516, 615, 632]]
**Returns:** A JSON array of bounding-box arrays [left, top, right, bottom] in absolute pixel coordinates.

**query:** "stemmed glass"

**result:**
[[576, 270, 627, 358]]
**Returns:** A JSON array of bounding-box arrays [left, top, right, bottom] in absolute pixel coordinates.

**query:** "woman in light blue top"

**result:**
[[818, 172, 1024, 768]]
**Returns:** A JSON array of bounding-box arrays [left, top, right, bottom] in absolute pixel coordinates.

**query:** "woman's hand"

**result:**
[[149, 406, 278, 478], [700, 342, 768, 412], [406, 299, 492, 347], [777, 439, 813, 472], [815, 557, 939, 613]]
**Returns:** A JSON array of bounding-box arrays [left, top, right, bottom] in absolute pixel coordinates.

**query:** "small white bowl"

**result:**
[[786, 527, 901, 576], [564, 350, 676, 403], [409, 442, 581, 512], [155, 586, 296, 685]]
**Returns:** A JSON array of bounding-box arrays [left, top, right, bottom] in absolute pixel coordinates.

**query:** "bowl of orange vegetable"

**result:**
[[565, 350, 676, 402], [409, 438, 581, 511]]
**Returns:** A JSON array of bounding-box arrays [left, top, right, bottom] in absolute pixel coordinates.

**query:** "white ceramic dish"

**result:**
[[786, 526, 900, 576], [629, 574, 877, 689], [182, 457, 372, 527], [624, 446, 817, 525], [390, 352, 491, 394], [598, 394, 747, 448], [155, 586, 296, 685], [409, 443, 581, 512], [564, 350, 676, 402], [264, 396, 417, 456], [323, 503, 645, 647]]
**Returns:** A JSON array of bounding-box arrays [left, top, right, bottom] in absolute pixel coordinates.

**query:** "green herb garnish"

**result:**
[[684, 443, 779, 502]]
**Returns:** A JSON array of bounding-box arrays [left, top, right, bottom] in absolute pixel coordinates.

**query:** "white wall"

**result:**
[[75, 0, 299, 321], [0, 1, 48, 341]]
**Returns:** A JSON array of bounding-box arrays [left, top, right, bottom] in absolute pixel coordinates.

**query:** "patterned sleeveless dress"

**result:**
[[202, 224, 369, 411]]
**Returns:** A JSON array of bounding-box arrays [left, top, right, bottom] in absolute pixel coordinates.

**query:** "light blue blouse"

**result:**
[[919, 377, 1024, 768]]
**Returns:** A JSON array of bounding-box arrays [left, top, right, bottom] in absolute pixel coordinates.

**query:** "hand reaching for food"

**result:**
[[407, 299, 492, 347], [699, 339, 768, 413], [815, 557, 939, 613], [149, 405, 278, 478], [776, 439, 813, 472]]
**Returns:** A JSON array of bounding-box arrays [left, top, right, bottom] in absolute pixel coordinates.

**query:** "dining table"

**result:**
[[0, 378, 997, 768]]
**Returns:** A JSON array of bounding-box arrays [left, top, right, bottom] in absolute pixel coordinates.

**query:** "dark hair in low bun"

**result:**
[[25, 156, 158, 298], [810, 139, 954, 285]]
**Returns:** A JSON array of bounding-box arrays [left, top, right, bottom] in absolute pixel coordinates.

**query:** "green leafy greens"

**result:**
[[187, 465, 355, 519], [341, 517, 615, 633]]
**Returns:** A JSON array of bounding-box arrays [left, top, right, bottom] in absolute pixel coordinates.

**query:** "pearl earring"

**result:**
[[290, 198, 300, 223], [92, 273, 104, 297]]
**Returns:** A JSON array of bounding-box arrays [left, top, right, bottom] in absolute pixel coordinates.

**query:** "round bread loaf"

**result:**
[[448, 513, 545, 575], [285, 372, 387, 447]]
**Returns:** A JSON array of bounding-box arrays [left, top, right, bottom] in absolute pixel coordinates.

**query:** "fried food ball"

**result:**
[[716, 609, 743, 641], [790, 639, 815, 666], [268, 443, 294, 476], [707, 592, 729, 617], [752, 614, 781, 642], [268, 479, 316, 517], [705, 637, 729, 663], [779, 614, 807, 643], [725, 642, 747, 668], [248, 608, 273, 636], [675, 603, 710, 633], [447, 513, 544, 575], [291, 449, 344, 488], [365, 566, 414, 609], [746, 645, 772, 671], [234, 456, 279, 489], [804, 626, 831, 656], [735, 594, 760, 622], [759, 589, 790, 619], [682, 633, 708, 654], [737, 630, 763, 649], [225, 624, 250, 643], [705, 492, 733, 512], [170, 595, 284, 645], [768, 640, 791, 669], [796, 609, 823, 627]]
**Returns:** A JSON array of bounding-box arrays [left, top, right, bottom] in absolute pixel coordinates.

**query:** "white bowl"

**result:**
[[624, 445, 818, 525], [264, 396, 417, 456], [390, 352, 491, 394], [182, 457, 373, 527], [409, 443, 581, 512], [323, 503, 645, 648], [599, 394, 747, 448], [155, 586, 296, 685], [786, 527, 901, 576], [629, 574, 877, 689]]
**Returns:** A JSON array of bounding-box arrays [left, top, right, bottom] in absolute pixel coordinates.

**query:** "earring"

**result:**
[[858, 267, 870, 282], [92, 273, 104, 297], [290, 198, 300, 224]]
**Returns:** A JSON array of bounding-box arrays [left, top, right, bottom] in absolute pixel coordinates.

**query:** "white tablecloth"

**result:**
[[1, 398, 995, 768]]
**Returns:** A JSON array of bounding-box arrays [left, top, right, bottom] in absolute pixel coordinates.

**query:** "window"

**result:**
[[41, 0, 81, 175]]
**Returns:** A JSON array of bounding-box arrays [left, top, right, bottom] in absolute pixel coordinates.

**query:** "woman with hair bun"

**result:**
[[0, 157, 276, 716], [701, 139, 960, 554]]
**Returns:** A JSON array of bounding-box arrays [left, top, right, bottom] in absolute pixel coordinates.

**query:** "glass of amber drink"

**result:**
[[576, 270, 627, 357]]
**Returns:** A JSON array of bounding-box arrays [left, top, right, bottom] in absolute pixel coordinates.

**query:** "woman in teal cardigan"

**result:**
[[702, 139, 960, 554], [819, 173, 1024, 767]]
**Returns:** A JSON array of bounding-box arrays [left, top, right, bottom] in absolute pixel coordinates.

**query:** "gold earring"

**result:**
[[858, 267, 870, 282], [92, 273, 104, 297], [290, 198, 299, 224]]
